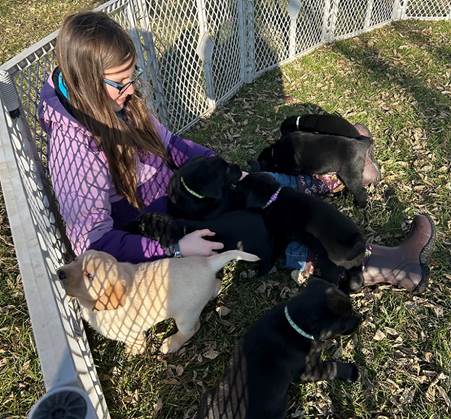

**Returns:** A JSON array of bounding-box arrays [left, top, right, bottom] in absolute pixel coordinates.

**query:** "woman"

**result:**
[[39, 11, 434, 292]]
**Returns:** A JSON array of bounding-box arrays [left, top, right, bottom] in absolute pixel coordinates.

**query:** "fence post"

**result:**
[[287, 0, 302, 58], [329, 0, 339, 41], [364, 0, 374, 30], [237, 0, 248, 84], [126, 2, 147, 76], [132, 0, 170, 126], [244, 0, 256, 82], [392, 0, 401, 20], [400, 0, 409, 19], [322, 0, 339, 42], [196, 0, 216, 112]]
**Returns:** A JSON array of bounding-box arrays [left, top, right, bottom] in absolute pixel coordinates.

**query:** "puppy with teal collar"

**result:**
[[197, 277, 361, 419]]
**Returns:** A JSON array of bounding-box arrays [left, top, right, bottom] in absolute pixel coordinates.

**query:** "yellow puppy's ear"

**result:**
[[93, 280, 126, 311]]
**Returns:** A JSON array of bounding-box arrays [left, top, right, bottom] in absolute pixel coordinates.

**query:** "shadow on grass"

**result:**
[[331, 41, 450, 159], [393, 21, 451, 67]]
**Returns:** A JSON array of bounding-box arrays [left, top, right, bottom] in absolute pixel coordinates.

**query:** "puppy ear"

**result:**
[[94, 280, 126, 311], [244, 189, 267, 208], [197, 176, 224, 199], [325, 287, 352, 315]]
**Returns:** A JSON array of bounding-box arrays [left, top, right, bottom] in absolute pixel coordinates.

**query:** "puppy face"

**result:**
[[288, 278, 361, 340], [57, 250, 127, 311], [235, 172, 281, 209], [257, 141, 298, 174], [175, 156, 242, 200]]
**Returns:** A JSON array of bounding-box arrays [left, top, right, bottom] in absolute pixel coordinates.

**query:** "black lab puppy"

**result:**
[[168, 156, 242, 219], [235, 173, 366, 277], [125, 211, 276, 274], [257, 131, 373, 206], [280, 113, 368, 138], [197, 277, 361, 419]]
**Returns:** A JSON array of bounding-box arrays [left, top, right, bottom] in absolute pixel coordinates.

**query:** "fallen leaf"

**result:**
[[162, 378, 179, 385], [436, 385, 451, 409], [424, 352, 433, 362], [203, 349, 219, 360], [373, 330, 386, 341], [176, 365, 184, 376], [154, 399, 163, 412], [399, 387, 416, 404], [216, 305, 231, 317]]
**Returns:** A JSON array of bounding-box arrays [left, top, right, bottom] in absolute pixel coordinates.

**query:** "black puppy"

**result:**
[[197, 277, 361, 419], [257, 132, 373, 206], [125, 211, 276, 274], [235, 173, 366, 283], [280, 113, 369, 138], [168, 156, 242, 219]]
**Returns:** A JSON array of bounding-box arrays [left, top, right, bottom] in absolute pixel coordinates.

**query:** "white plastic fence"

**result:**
[[0, 0, 449, 417]]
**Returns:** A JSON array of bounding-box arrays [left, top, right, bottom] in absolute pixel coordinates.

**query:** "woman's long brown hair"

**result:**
[[55, 11, 170, 208]]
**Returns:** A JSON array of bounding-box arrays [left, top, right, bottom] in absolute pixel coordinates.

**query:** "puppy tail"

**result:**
[[208, 250, 260, 273]]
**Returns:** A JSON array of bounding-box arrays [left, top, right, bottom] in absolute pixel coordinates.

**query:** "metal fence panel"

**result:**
[[334, 0, 369, 40], [141, 0, 210, 132], [207, 0, 243, 105], [370, 0, 397, 27], [295, 0, 327, 54], [404, 0, 450, 19], [253, 0, 291, 75]]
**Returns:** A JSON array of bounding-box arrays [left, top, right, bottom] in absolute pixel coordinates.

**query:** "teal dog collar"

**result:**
[[284, 306, 315, 340]]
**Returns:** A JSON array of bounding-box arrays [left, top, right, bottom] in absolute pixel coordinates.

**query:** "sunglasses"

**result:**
[[103, 66, 143, 97]]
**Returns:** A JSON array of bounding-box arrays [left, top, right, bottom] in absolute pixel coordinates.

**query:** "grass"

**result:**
[[1, 3, 450, 419]]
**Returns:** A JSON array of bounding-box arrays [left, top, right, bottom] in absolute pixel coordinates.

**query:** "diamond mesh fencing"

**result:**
[[0, 0, 449, 417], [206, 0, 244, 104], [334, 0, 370, 39], [141, 0, 209, 132], [295, 0, 327, 55], [404, 0, 450, 18], [253, 0, 290, 74], [370, 0, 397, 27]]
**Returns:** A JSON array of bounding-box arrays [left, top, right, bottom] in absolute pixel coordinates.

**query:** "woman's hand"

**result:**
[[178, 229, 224, 257]]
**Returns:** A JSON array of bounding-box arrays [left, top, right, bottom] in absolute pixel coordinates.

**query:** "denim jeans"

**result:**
[[264, 172, 310, 271]]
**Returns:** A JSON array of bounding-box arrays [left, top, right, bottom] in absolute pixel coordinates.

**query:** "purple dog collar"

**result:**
[[263, 187, 282, 209]]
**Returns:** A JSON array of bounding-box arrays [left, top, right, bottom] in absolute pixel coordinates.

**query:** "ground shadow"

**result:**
[[331, 41, 450, 159]]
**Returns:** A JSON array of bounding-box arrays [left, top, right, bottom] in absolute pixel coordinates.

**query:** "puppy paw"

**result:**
[[340, 362, 359, 382], [349, 274, 364, 292], [348, 364, 359, 382], [339, 269, 364, 293], [354, 190, 368, 207], [355, 198, 367, 208], [160, 336, 183, 354]]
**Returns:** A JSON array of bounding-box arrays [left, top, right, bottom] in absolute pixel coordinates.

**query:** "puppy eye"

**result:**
[[84, 271, 94, 280]]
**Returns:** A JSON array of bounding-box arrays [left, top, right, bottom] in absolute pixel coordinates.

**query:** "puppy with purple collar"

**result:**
[[234, 172, 367, 288]]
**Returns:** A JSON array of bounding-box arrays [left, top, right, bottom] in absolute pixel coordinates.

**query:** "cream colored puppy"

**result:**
[[57, 249, 259, 354]]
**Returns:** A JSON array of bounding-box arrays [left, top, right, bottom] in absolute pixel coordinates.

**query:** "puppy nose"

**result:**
[[57, 269, 66, 281]]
